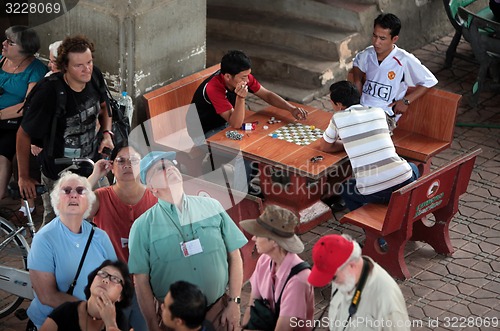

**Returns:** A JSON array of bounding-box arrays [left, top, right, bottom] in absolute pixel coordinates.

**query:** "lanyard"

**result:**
[[158, 200, 196, 242]]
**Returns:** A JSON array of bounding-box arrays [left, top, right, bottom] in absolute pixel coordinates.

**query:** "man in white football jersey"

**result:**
[[352, 13, 438, 119]]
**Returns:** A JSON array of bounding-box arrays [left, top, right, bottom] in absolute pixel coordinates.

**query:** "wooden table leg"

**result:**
[[258, 164, 331, 234]]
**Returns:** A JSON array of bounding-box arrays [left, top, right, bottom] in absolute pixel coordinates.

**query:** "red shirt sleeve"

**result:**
[[205, 74, 261, 115], [247, 74, 261, 93], [206, 74, 234, 115]]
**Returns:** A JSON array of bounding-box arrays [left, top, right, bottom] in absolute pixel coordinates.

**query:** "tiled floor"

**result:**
[[1, 34, 499, 330]]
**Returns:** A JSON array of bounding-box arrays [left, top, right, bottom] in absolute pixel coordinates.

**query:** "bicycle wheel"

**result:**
[[0, 218, 30, 319]]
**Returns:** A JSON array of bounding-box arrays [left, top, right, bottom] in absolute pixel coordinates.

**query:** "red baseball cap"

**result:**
[[308, 234, 354, 287]]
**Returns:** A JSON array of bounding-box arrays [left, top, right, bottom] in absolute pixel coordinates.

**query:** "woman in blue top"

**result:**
[[27, 172, 117, 329], [0, 25, 47, 200]]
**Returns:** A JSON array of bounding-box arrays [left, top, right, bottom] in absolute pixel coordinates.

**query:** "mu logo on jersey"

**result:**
[[362, 80, 392, 102]]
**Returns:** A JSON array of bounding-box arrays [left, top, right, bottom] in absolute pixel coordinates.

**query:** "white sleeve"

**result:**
[[322, 117, 339, 144], [404, 52, 438, 88], [353, 48, 369, 72]]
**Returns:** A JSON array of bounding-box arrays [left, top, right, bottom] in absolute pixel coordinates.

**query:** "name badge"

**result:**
[[180, 238, 203, 257]]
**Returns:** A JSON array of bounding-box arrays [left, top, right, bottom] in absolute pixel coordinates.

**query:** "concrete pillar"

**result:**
[[34, 0, 206, 126]]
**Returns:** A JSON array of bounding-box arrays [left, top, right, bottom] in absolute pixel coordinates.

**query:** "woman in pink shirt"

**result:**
[[240, 205, 314, 331]]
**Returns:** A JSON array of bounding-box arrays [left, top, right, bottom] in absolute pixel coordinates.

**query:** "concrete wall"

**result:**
[[375, 0, 489, 52], [33, 0, 206, 126]]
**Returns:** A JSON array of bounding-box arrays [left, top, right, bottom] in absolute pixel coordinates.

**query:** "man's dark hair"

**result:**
[[56, 34, 95, 73], [84, 260, 134, 309], [5, 25, 40, 55], [220, 50, 252, 75], [169, 281, 208, 329], [374, 13, 401, 38], [329, 81, 360, 108]]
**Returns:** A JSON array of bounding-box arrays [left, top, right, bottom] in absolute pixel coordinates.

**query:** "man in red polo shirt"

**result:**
[[189, 50, 308, 141]]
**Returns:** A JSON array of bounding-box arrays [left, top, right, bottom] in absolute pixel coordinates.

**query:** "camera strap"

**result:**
[[344, 257, 371, 329], [67, 224, 95, 295]]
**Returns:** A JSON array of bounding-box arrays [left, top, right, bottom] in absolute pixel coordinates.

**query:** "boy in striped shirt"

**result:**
[[320, 81, 419, 211]]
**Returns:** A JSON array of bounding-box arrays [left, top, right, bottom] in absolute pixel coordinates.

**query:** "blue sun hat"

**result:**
[[139, 151, 177, 184]]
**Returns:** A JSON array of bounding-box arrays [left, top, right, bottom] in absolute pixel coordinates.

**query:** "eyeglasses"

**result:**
[[60, 186, 87, 195], [115, 156, 141, 165], [5, 38, 16, 46], [96, 270, 123, 285], [146, 160, 177, 183]]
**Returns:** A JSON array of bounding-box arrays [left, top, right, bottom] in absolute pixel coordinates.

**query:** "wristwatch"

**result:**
[[402, 97, 411, 106], [229, 296, 241, 304], [103, 130, 115, 136]]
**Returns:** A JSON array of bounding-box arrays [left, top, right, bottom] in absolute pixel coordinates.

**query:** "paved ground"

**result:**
[[1, 34, 499, 330]]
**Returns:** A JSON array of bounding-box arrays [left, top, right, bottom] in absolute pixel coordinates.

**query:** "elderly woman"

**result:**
[[0, 25, 47, 201], [40, 260, 134, 331], [26, 172, 117, 330], [45, 40, 62, 76], [240, 205, 314, 331]]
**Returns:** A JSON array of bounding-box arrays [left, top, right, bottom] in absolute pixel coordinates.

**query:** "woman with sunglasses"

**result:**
[[0, 26, 47, 204], [87, 144, 157, 331], [26, 172, 117, 330], [39, 260, 134, 331]]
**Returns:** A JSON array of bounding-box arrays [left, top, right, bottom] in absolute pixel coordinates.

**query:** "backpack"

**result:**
[[23, 68, 130, 157]]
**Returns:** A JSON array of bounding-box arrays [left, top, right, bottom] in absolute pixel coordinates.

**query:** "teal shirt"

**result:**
[[0, 56, 47, 109], [129, 195, 248, 304]]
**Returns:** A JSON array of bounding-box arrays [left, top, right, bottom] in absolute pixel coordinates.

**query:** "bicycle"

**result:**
[[0, 157, 101, 319], [0, 183, 45, 318]]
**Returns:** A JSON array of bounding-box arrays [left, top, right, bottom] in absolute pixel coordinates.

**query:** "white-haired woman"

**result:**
[[26, 172, 117, 330], [45, 40, 61, 76]]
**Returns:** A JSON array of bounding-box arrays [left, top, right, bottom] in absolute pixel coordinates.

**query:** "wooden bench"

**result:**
[[443, 0, 495, 67], [182, 175, 264, 282], [339, 148, 481, 280], [392, 88, 461, 175], [142, 64, 221, 175]]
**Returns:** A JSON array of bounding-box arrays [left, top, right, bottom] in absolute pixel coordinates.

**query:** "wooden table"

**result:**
[[207, 103, 349, 233]]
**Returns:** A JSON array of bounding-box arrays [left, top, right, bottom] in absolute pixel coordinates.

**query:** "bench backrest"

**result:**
[[382, 148, 480, 234], [346, 68, 460, 143], [143, 64, 221, 142], [396, 88, 461, 143]]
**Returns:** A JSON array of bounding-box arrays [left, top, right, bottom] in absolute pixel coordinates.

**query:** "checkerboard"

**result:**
[[269, 123, 324, 146]]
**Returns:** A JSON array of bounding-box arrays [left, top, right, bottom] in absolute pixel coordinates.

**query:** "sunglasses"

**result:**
[[310, 155, 324, 163], [115, 156, 141, 165], [96, 270, 123, 285], [5, 37, 17, 46], [60, 186, 87, 195]]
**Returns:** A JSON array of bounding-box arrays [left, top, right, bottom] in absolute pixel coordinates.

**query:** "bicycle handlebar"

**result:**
[[8, 182, 47, 199], [54, 158, 96, 167]]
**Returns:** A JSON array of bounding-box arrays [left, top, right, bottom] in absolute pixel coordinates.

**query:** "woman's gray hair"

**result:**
[[48, 40, 62, 58], [5, 25, 40, 56], [50, 172, 96, 219]]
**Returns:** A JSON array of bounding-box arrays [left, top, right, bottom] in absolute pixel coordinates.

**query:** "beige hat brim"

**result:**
[[240, 219, 304, 254]]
